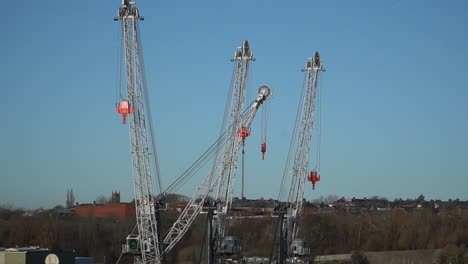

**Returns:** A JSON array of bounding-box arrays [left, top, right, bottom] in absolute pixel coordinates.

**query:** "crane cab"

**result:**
[[122, 234, 140, 255], [219, 236, 241, 256], [290, 239, 310, 257]]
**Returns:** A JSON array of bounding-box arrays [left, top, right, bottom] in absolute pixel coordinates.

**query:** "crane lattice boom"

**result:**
[[283, 52, 324, 248], [163, 85, 271, 254], [115, 1, 162, 263], [215, 41, 254, 241], [162, 41, 270, 253]]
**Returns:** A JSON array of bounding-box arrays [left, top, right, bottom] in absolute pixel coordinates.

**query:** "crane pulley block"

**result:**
[[236, 126, 251, 145], [116, 100, 134, 124], [261, 142, 267, 160], [307, 171, 321, 190]]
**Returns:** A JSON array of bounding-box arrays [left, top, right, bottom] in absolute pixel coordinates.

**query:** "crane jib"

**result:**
[[115, 2, 162, 263], [275, 52, 324, 260]]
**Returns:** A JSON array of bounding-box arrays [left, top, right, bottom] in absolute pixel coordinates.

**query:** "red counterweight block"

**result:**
[[116, 100, 134, 125], [237, 127, 251, 145], [307, 171, 321, 190], [261, 142, 267, 160]]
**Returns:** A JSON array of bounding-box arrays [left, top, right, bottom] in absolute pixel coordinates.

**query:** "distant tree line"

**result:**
[[299, 208, 468, 255], [1, 193, 467, 263], [0, 206, 134, 263]]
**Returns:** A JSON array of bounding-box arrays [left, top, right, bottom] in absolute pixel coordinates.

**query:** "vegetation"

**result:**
[[66, 189, 75, 209], [300, 208, 468, 255], [1, 202, 467, 263], [0, 206, 133, 263]]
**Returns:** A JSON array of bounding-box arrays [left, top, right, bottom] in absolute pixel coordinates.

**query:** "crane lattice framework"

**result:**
[[115, 1, 163, 263], [163, 42, 269, 254], [215, 41, 254, 242], [283, 52, 324, 251]]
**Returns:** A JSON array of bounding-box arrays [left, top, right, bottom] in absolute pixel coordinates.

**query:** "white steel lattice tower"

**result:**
[[284, 52, 324, 248], [115, 1, 162, 263], [215, 41, 254, 241]]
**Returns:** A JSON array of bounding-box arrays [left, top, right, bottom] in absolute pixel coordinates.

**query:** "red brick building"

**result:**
[[74, 203, 135, 219], [74, 191, 135, 219]]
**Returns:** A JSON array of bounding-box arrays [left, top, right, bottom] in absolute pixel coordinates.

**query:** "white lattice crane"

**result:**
[[114, 1, 163, 263], [162, 42, 272, 259], [276, 52, 324, 262]]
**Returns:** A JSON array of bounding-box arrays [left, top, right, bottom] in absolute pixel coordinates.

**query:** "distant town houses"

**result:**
[[14, 192, 468, 219], [331, 197, 392, 214], [223, 196, 468, 217]]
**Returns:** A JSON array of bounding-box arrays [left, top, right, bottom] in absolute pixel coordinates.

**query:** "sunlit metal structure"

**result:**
[[276, 52, 324, 262], [114, 1, 163, 263]]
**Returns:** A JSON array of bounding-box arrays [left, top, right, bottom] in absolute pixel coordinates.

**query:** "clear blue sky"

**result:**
[[2, 0, 467, 209]]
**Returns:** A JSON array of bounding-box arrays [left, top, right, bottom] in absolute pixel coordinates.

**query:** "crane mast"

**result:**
[[215, 41, 253, 241], [283, 52, 324, 255], [163, 42, 270, 254], [115, 1, 162, 263]]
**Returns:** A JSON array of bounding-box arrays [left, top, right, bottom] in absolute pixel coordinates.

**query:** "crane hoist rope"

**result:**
[[317, 72, 324, 171], [116, 23, 124, 103], [277, 72, 305, 201], [311, 72, 323, 173], [261, 97, 269, 160]]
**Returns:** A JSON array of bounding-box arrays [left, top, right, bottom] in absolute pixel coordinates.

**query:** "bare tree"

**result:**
[[416, 194, 425, 203], [66, 189, 75, 209]]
